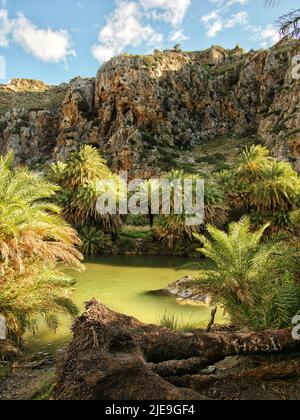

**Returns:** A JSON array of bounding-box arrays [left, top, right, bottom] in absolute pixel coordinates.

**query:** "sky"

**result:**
[[0, 0, 298, 84]]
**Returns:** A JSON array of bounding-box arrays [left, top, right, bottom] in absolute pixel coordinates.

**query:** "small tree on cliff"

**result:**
[[174, 44, 182, 52]]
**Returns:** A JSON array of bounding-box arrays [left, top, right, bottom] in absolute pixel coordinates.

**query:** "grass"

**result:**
[[174, 135, 258, 177], [0, 363, 10, 380], [0, 86, 68, 115], [157, 312, 203, 332], [31, 378, 55, 401], [196, 153, 226, 165]]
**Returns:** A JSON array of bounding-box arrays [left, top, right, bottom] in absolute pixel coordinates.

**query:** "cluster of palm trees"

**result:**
[[218, 145, 300, 232], [46, 146, 229, 256], [47, 144, 300, 253], [47, 146, 121, 255], [194, 145, 300, 330], [151, 170, 227, 252]]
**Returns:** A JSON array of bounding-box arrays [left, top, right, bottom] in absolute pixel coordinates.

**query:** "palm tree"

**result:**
[[47, 161, 67, 185], [164, 170, 227, 225], [154, 215, 200, 251], [154, 170, 227, 251], [138, 179, 162, 228], [235, 145, 271, 184], [79, 226, 112, 255], [225, 145, 300, 230], [0, 260, 79, 345], [47, 146, 122, 233], [61, 145, 110, 189], [194, 217, 300, 329], [204, 181, 228, 226], [0, 152, 84, 346], [0, 152, 83, 273], [249, 161, 300, 211]]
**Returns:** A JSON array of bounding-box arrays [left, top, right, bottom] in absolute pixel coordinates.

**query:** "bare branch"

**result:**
[[277, 9, 300, 39]]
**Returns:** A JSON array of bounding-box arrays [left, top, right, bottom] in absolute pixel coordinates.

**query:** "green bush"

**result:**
[[79, 226, 112, 255]]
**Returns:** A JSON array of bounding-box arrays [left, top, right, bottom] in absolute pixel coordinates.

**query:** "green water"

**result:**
[[26, 256, 222, 355]]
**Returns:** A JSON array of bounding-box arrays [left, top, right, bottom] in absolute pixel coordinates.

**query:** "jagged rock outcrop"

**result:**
[[0, 40, 299, 171], [54, 77, 97, 161]]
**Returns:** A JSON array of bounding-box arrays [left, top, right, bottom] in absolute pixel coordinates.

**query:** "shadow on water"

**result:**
[[83, 254, 196, 269]]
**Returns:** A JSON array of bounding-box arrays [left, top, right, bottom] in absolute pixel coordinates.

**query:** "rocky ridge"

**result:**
[[0, 41, 299, 172]]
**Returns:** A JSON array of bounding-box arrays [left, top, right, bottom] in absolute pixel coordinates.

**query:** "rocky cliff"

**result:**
[[0, 40, 299, 173]]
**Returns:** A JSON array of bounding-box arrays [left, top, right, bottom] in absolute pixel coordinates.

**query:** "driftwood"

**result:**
[[53, 300, 300, 400]]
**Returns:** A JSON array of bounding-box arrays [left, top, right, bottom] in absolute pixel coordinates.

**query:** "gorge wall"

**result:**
[[0, 39, 299, 174]]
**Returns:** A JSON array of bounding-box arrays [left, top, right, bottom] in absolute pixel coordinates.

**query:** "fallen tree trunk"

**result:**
[[53, 300, 300, 400]]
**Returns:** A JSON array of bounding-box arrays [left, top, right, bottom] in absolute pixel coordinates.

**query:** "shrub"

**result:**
[[194, 217, 300, 330], [79, 226, 112, 255]]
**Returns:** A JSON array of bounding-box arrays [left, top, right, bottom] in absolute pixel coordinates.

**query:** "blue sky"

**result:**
[[0, 0, 298, 84]]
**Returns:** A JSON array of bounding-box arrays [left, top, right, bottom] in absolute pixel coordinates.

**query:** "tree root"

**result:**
[[52, 300, 300, 400]]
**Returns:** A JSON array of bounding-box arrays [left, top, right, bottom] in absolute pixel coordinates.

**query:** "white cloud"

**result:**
[[208, 21, 223, 38], [202, 10, 248, 38], [92, 0, 163, 62], [140, 0, 191, 27], [202, 0, 250, 39], [12, 13, 75, 63], [202, 11, 219, 25], [209, 0, 248, 8], [92, 0, 191, 63], [225, 11, 248, 28], [0, 9, 11, 47], [204, 0, 279, 47], [0, 9, 75, 63], [169, 29, 189, 43], [249, 24, 280, 48]]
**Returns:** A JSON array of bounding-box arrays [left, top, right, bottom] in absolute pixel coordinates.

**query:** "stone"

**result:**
[[164, 276, 212, 304]]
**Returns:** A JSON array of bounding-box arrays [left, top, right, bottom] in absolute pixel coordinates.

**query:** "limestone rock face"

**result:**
[[1, 78, 49, 92], [54, 77, 97, 161], [0, 40, 299, 172], [258, 44, 300, 168], [0, 107, 59, 165]]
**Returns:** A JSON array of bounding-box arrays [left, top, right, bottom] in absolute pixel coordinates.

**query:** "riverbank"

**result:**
[[3, 256, 299, 401], [2, 353, 300, 400], [0, 359, 55, 400]]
